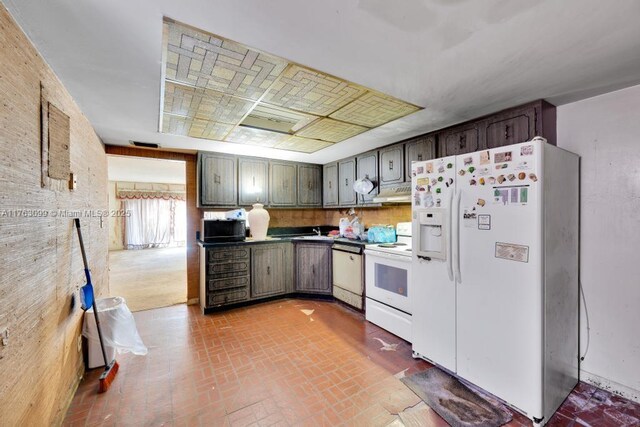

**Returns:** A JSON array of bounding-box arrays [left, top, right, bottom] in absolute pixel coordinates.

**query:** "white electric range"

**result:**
[[364, 222, 413, 342]]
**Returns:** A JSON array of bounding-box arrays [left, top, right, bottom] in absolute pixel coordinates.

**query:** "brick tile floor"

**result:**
[[64, 299, 640, 426]]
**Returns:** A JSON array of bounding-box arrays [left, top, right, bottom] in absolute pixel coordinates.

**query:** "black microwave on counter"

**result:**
[[201, 219, 246, 243]]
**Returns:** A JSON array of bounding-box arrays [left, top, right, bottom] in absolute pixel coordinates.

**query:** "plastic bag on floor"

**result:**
[[82, 296, 148, 356]]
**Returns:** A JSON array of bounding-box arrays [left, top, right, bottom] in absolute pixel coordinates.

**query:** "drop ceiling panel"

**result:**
[[162, 114, 233, 140], [295, 118, 369, 143], [241, 103, 319, 133], [225, 126, 291, 147], [329, 91, 421, 127], [261, 65, 368, 116], [273, 137, 334, 153], [165, 21, 288, 100], [164, 82, 254, 124]]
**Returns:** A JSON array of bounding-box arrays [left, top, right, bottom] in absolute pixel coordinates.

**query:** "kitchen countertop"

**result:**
[[196, 235, 372, 248]]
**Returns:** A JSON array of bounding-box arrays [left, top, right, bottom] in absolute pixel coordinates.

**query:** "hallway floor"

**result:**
[[109, 247, 187, 312], [64, 300, 640, 426]]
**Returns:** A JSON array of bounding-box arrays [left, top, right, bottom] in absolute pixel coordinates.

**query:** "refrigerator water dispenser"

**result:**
[[417, 209, 447, 260]]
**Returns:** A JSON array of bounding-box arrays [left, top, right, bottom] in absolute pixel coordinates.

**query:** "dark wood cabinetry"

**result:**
[[200, 246, 250, 309], [405, 135, 436, 180], [379, 143, 404, 185], [437, 100, 556, 157], [238, 157, 268, 206], [269, 161, 297, 207], [198, 152, 237, 207], [356, 150, 378, 204], [323, 162, 339, 207], [297, 164, 322, 207], [251, 243, 293, 299], [338, 157, 357, 206], [295, 242, 332, 294]]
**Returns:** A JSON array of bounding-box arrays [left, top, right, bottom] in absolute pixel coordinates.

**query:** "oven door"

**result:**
[[364, 250, 412, 314]]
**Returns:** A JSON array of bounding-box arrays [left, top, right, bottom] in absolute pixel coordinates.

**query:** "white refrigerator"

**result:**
[[411, 139, 579, 426]]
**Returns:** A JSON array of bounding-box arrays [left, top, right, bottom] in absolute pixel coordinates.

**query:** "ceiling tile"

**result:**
[[262, 64, 367, 116], [162, 114, 233, 140], [274, 136, 334, 153], [163, 82, 254, 124], [164, 21, 288, 100], [295, 118, 368, 143], [225, 126, 291, 147], [329, 91, 421, 127]]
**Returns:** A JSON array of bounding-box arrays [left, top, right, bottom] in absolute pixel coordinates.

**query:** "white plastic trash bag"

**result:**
[[83, 296, 147, 367]]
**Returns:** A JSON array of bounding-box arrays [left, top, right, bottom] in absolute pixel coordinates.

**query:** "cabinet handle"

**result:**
[[312, 265, 315, 274], [417, 154, 423, 161], [345, 178, 348, 186], [459, 134, 466, 149], [329, 181, 332, 189], [308, 180, 312, 190], [505, 125, 510, 139], [349, 256, 354, 261], [253, 176, 255, 186], [267, 266, 270, 275], [214, 173, 221, 184], [389, 160, 393, 170]]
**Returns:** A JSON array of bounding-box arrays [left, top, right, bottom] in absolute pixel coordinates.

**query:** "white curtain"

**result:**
[[172, 200, 187, 245], [124, 199, 172, 249]]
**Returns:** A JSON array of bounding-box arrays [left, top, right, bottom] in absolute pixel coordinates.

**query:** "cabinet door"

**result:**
[[405, 136, 435, 181], [485, 108, 535, 149], [295, 243, 332, 294], [356, 151, 378, 204], [238, 158, 268, 205], [269, 161, 297, 207], [338, 158, 357, 206], [297, 164, 322, 207], [323, 163, 338, 207], [440, 126, 479, 156], [199, 153, 237, 207], [379, 144, 404, 185], [251, 244, 292, 298]]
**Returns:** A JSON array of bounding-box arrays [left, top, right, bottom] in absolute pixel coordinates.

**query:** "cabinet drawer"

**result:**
[[208, 287, 249, 306], [208, 261, 249, 277], [208, 276, 249, 291], [208, 248, 249, 262]]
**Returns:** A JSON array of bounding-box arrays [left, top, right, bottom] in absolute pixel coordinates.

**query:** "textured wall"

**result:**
[[0, 5, 108, 425], [558, 84, 640, 401], [260, 205, 412, 228]]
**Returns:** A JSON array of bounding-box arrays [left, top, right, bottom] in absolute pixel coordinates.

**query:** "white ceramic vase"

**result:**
[[248, 203, 270, 240]]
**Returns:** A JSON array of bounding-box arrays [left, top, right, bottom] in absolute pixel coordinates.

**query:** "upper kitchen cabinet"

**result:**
[[379, 143, 405, 186], [238, 157, 268, 206], [269, 161, 297, 207], [338, 157, 357, 206], [198, 152, 237, 207], [297, 164, 322, 207], [405, 135, 435, 181], [483, 100, 557, 148], [323, 162, 338, 207], [356, 150, 378, 204], [439, 124, 480, 157]]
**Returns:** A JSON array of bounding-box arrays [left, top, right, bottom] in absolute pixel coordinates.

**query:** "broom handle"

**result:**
[[74, 219, 110, 366]]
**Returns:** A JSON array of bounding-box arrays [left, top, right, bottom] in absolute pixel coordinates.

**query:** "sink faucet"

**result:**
[[312, 227, 321, 236]]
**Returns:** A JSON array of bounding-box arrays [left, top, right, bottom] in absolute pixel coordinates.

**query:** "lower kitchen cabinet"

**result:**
[[200, 245, 250, 310], [251, 243, 293, 299], [295, 242, 332, 294]]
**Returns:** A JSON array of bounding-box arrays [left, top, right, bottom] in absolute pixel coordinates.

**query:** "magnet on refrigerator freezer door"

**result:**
[[469, 179, 477, 186], [477, 199, 486, 207], [459, 170, 466, 176], [508, 174, 516, 181], [438, 176, 443, 182], [438, 165, 445, 173], [488, 177, 496, 185], [464, 156, 473, 166], [497, 175, 506, 184], [518, 172, 526, 180], [529, 173, 538, 182], [479, 177, 485, 185], [468, 166, 475, 173], [447, 163, 453, 169]]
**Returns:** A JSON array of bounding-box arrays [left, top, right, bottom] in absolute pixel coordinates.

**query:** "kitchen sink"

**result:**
[[295, 236, 334, 240]]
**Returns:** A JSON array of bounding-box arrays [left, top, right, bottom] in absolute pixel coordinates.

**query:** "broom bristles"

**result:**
[[98, 360, 119, 393]]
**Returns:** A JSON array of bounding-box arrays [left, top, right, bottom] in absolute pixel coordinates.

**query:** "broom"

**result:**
[[74, 218, 119, 393]]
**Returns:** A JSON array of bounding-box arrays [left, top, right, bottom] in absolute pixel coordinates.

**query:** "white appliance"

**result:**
[[411, 139, 579, 426], [365, 222, 413, 342], [332, 243, 364, 309]]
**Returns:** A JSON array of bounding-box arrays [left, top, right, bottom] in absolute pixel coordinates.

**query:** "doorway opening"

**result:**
[[107, 155, 187, 311]]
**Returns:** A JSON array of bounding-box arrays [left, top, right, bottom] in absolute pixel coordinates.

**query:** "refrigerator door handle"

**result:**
[[454, 189, 462, 284], [447, 189, 454, 281]]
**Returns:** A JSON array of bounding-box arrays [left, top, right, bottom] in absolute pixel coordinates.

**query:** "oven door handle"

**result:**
[[364, 250, 410, 262]]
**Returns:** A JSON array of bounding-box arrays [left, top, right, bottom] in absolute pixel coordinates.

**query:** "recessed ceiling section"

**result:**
[[164, 82, 253, 123], [261, 65, 368, 116], [295, 118, 368, 143], [160, 19, 422, 153]]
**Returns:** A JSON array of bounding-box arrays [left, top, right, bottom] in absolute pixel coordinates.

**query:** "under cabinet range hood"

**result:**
[[372, 184, 412, 203]]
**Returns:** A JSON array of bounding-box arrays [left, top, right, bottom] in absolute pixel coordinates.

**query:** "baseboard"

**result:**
[[186, 298, 199, 305], [581, 369, 640, 403]]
